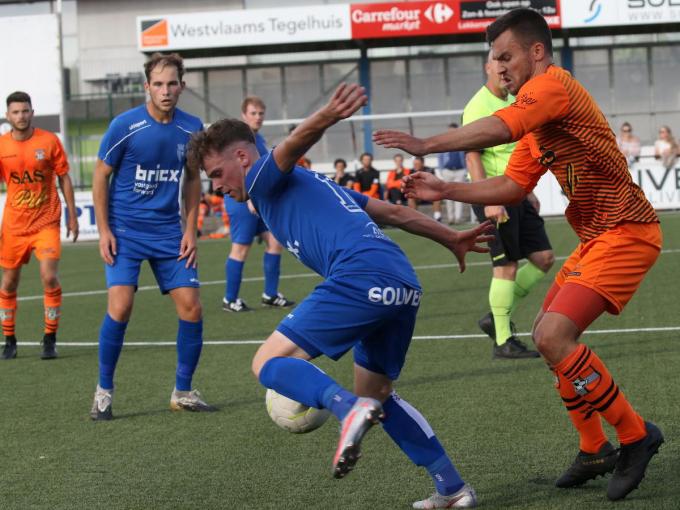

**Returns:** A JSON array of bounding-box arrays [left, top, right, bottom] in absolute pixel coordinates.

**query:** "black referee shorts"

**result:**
[[473, 199, 552, 267]]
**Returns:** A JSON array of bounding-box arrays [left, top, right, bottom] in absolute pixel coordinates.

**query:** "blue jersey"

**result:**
[[246, 152, 420, 288], [98, 104, 203, 240], [254, 132, 268, 157]]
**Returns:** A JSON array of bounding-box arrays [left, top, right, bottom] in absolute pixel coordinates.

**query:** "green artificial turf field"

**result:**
[[1, 213, 678, 509]]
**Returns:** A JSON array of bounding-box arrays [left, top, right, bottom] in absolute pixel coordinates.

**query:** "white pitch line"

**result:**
[[13, 325, 680, 347], [15, 248, 680, 303]]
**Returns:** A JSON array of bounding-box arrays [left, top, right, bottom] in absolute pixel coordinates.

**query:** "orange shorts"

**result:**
[[554, 221, 662, 315], [0, 227, 61, 269]]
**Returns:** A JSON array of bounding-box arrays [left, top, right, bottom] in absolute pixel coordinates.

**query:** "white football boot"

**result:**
[[413, 484, 477, 509], [90, 385, 113, 421], [332, 397, 384, 479], [170, 388, 216, 412]]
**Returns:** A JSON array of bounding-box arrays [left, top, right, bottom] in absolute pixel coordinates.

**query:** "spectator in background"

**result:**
[[437, 123, 470, 224], [332, 158, 354, 188], [616, 122, 641, 167], [654, 125, 679, 170], [354, 152, 381, 199], [384, 153, 410, 204], [409, 156, 442, 221]]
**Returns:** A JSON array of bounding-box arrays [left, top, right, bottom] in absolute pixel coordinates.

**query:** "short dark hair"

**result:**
[[414, 156, 425, 163], [242, 96, 266, 114], [186, 118, 255, 173], [6, 91, 31, 108], [360, 152, 373, 160], [144, 52, 185, 82], [334, 158, 347, 167], [486, 8, 553, 56]]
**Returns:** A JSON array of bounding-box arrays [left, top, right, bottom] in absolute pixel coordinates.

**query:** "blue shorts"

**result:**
[[105, 235, 200, 294], [224, 195, 267, 245], [277, 273, 421, 381]]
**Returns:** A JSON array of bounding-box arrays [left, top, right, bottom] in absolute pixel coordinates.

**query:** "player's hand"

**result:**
[[449, 220, 495, 273], [484, 205, 509, 225], [526, 192, 540, 214], [178, 231, 198, 269], [67, 215, 79, 243], [401, 171, 446, 202], [372, 130, 427, 156], [323, 83, 367, 121], [98, 229, 117, 265]]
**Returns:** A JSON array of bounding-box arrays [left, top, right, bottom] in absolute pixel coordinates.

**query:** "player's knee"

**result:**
[[108, 302, 133, 322], [534, 251, 555, 272], [41, 275, 59, 289], [532, 320, 568, 361], [179, 301, 202, 322], [354, 376, 393, 402], [1, 278, 19, 293], [230, 243, 250, 261], [251, 349, 270, 379]]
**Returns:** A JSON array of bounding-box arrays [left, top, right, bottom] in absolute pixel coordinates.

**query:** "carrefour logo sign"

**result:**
[[350, 1, 458, 39], [425, 3, 454, 23]]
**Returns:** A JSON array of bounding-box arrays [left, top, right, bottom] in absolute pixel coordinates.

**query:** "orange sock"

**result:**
[[556, 343, 646, 445], [0, 290, 17, 337], [553, 367, 608, 453], [44, 286, 62, 334]]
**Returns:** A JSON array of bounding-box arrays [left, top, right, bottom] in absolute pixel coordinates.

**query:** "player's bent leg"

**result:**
[[252, 330, 313, 377], [255, 331, 382, 479], [540, 286, 662, 499], [532, 311, 582, 365]]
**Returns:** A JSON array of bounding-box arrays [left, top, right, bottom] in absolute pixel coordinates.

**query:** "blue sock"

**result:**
[[263, 252, 281, 297], [259, 357, 357, 420], [322, 384, 358, 421], [98, 314, 127, 390], [225, 258, 244, 302], [382, 393, 465, 496], [176, 319, 203, 391]]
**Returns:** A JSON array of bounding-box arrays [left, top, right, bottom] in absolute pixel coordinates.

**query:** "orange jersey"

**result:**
[[494, 66, 657, 242], [0, 128, 69, 236]]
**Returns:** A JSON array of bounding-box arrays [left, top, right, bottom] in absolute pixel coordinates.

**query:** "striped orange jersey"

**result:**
[[0, 128, 69, 236], [494, 65, 657, 242]]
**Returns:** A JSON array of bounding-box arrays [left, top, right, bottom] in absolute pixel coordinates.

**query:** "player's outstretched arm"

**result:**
[[403, 172, 525, 206], [363, 198, 494, 273], [178, 157, 200, 268], [272, 83, 367, 172], [93, 158, 116, 265], [373, 116, 512, 156], [58, 173, 79, 242]]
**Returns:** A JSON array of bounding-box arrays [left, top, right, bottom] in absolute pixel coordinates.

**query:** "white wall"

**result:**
[[77, 0, 240, 93]]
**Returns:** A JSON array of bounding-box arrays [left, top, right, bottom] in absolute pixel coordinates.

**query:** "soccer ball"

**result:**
[[265, 389, 331, 434]]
